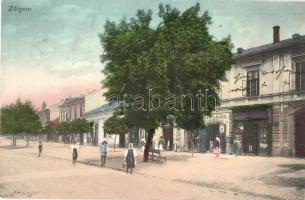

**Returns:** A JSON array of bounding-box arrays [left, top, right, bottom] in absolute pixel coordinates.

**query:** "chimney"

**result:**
[[237, 48, 244, 54], [273, 26, 280, 43]]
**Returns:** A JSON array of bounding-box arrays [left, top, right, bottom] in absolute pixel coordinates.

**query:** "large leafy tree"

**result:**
[[100, 10, 170, 161], [100, 3, 233, 161], [70, 118, 91, 144], [56, 121, 72, 143], [156, 4, 233, 131], [0, 99, 43, 146]]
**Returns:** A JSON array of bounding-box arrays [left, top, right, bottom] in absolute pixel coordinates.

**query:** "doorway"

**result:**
[[207, 124, 220, 152], [295, 110, 305, 157]]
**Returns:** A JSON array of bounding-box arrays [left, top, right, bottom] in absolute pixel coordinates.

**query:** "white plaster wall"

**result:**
[[84, 89, 107, 112], [49, 100, 63, 121], [220, 53, 293, 102], [153, 126, 163, 149]]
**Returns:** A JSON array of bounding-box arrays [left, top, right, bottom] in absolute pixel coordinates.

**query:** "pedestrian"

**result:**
[[213, 137, 221, 158], [71, 141, 79, 165], [233, 135, 239, 156], [38, 140, 43, 157], [236, 136, 241, 156], [100, 141, 108, 167], [124, 143, 137, 174]]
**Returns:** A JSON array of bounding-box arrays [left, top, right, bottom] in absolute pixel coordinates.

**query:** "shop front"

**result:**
[[204, 110, 232, 154], [232, 106, 272, 156]]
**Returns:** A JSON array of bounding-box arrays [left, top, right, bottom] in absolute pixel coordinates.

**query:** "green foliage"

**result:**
[[45, 124, 57, 134], [156, 3, 233, 130], [55, 121, 71, 135], [70, 118, 91, 133], [100, 8, 169, 131], [104, 116, 129, 135], [0, 99, 43, 135], [100, 3, 233, 132]]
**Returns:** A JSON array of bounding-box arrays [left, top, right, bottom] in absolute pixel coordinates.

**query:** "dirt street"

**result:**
[[0, 139, 304, 200]]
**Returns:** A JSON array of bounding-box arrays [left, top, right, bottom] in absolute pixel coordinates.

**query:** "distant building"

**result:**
[[83, 101, 123, 146], [59, 96, 85, 122], [84, 88, 107, 113], [38, 102, 50, 128], [49, 100, 64, 122]]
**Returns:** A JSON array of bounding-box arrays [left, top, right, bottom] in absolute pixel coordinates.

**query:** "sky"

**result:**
[[1, 0, 305, 109]]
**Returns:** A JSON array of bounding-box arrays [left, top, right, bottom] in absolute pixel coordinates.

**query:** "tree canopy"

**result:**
[[99, 3, 233, 161], [0, 99, 43, 135], [70, 118, 91, 134], [104, 115, 129, 135]]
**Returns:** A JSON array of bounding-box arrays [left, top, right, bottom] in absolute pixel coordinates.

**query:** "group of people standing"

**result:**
[[99, 141, 137, 174], [69, 140, 137, 174]]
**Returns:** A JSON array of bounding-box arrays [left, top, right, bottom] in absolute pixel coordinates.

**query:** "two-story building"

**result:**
[[206, 26, 305, 157], [59, 96, 85, 122]]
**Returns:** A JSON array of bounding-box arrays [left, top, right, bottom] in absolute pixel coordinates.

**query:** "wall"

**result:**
[[49, 100, 63, 121], [84, 89, 107, 112], [220, 51, 293, 103]]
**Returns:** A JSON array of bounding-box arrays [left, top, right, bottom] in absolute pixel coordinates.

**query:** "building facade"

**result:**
[[59, 96, 85, 122], [38, 102, 50, 128], [84, 89, 107, 113], [83, 102, 123, 146], [206, 26, 305, 157], [49, 100, 64, 122]]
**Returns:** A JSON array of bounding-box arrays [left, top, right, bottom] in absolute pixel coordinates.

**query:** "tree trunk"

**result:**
[[80, 132, 83, 145], [143, 128, 155, 162]]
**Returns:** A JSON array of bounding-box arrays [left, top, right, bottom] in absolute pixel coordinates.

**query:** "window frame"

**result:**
[[296, 61, 305, 92], [246, 70, 260, 97]]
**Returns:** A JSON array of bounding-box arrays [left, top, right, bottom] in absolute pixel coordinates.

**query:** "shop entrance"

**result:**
[[295, 110, 305, 157], [243, 122, 258, 154], [207, 124, 219, 152], [242, 120, 268, 155]]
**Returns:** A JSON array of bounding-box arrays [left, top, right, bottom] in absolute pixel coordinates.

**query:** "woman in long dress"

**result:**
[[124, 143, 137, 174], [213, 137, 221, 158]]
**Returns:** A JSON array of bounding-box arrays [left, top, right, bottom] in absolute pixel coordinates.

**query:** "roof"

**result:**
[[234, 34, 305, 59], [83, 101, 122, 116], [60, 97, 84, 107]]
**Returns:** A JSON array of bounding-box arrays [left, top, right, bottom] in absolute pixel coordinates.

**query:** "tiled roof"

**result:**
[[60, 97, 84, 106], [83, 101, 122, 116], [234, 35, 305, 59]]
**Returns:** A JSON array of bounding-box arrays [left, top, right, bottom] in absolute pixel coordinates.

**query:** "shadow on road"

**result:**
[[262, 164, 305, 190]]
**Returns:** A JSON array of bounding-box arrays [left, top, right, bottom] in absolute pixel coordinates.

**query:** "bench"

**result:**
[[149, 149, 166, 163]]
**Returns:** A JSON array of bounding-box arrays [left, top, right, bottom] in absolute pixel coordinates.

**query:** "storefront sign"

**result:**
[[219, 124, 226, 133]]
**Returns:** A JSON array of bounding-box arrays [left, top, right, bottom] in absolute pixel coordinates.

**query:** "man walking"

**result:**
[[100, 141, 108, 167], [38, 140, 43, 157]]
